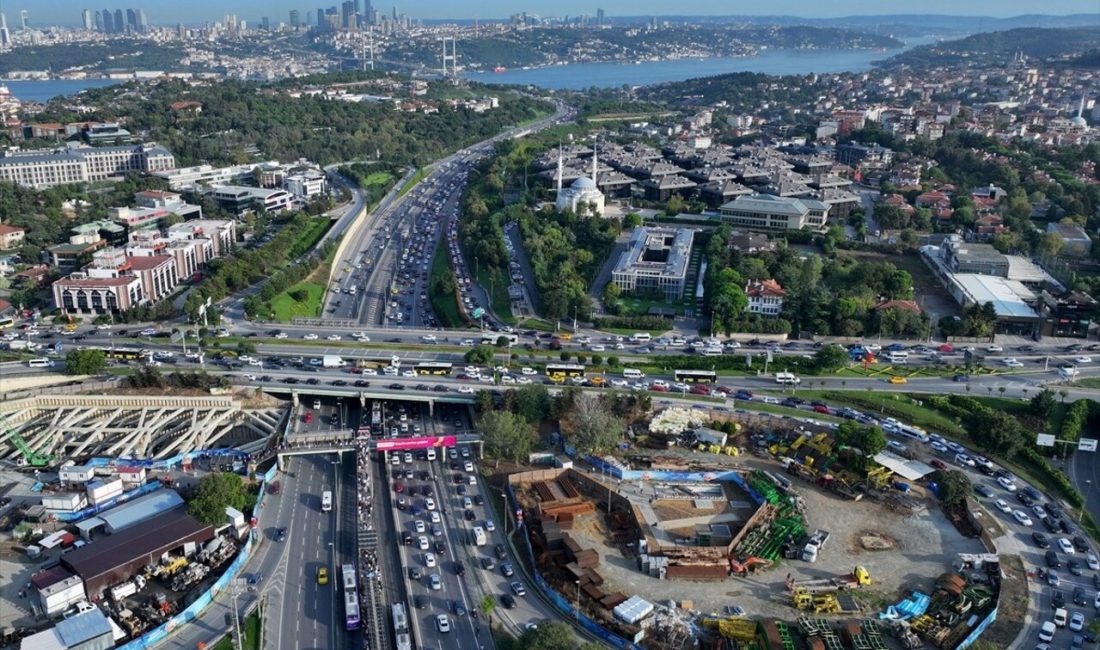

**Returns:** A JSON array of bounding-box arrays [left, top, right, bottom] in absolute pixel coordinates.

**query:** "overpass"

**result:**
[[272, 432, 484, 465], [257, 383, 476, 416]]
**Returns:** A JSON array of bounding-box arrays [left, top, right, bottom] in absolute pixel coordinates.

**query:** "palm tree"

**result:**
[[987, 387, 994, 396], [480, 594, 496, 625], [998, 386, 1006, 398]]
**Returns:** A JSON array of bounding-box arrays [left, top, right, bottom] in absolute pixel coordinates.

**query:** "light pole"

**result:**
[[574, 580, 581, 620], [1081, 479, 1092, 524], [501, 490, 509, 537]]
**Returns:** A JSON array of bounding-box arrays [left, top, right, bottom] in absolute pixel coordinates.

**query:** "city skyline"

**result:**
[[3, 0, 1098, 28]]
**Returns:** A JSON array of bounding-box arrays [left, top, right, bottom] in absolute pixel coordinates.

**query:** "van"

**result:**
[[629, 333, 651, 343], [622, 368, 645, 380], [471, 526, 487, 546], [885, 351, 909, 364], [426, 448, 436, 461]]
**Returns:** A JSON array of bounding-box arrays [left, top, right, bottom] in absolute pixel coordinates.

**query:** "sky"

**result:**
[[8, 0, 1099, 26]]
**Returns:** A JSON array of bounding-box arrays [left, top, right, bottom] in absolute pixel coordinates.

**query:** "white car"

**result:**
[[1032, 505, 1048, 519], [993, 499, 1012, 514], [1012, 510, 1033, 527], [353, 332, 370, 342], [425, 498, 436, 511], [418, 536, 429, 550], [457, 386, 474, 394], [435, 614, 451, 633], [986, 345, 1003, 352], [1058, 537, 1075, 554], [610, 379, 629, 388], [1088, 552, 1099, 571], [1001, 358, 1023, 367], [589, 345, 605, 352], [402, 370, 418, 377], [1039, 621, 1055, 642], [303, 333, 319, 340], [1070, 611, 1085, 632], [96, 323, 111, 330], [672, 383, 689, 392], [1073, 356, 1093, 364], [421, 335, 438, 343], [500, 375, 516, 384], [414, 520, 426, 533], [249, 358, 262, 366], [424, 552, 437, 568], [520, 367, 537, 376], [274, 332, 289, 339], [930, 441, 948, 453], [244, 374, 257, 381], [327, 334, 342, 341], [430, 511, 441, 524], [361, 368, 378, 376], [516, 377, 533, 385], [429, 574, 441, 590], [140, 328, 157, 336], [997, 476, 1017, 492]]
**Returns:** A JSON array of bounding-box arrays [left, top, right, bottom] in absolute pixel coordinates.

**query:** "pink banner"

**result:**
[[375, 435, 457, 451]]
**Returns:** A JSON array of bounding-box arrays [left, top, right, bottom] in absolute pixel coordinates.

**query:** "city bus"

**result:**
[[481, 333, 519, 346], [321, 490, 333, 512], [370, 401, 383, 436], [0, 316, 16, 330], [414, 361, 453, 376], [103, 348, 146, 361], [392, 603, 408, 634], [545, 364, 585, 382], [395, 634, 412, 650], [342, 564, 360, 631], [674, 369, 717, 384]]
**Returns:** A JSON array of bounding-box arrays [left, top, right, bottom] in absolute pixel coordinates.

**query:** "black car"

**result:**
[[1046, 550, 1062, 568], [1017, 492, 1036, 507], [331, 379, 348, 386], [452, 600, 467, 616], [973, 484, 994, 498], [494, 544, 507, 561], [275, 528, 287, 542], [414, 384, 430, 391], [501, 563, 514, 577], [409, 566, 422, 580], [1052, 589, 1066, 609], [431, 385, 449, 392], [464, 509, 476, 521], [1043, 516, 1062, 533], [422, 485, 432, 496], [1073, 536, 1090, 553], [434, 540, 445, 554], [354, 380, 370, 387], [1033, 532, 1051, 549], [1046, 504, 1065, 519], [1069, 559, 1084, 576], [402, 531, 412, 545], [283, 377, 300, 384], [481, 557, 495, 570], [1075, 586, 1089, 606], [305, 378, 320, 385], [413, 594, 427, 609], [1021, 486, 1043, 501], [388, 383, 405, 390], [455, 562, 465, 577], [473, 495, 485, 506], [500, 594, 516, 609]]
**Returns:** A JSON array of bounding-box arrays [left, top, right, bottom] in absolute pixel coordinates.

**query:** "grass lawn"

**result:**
[[212, 611, 261, 650], [269, 282, 326, 321], [601, 326, 673, 337], [793, 389, 968, 437], [476, 265, 516, 326], [618, 296, 681, 317], [398, 167, 429, 198], [515, 317, 558, 332], [429, 237, 466, 329], [1071, 377, 1100, 390]]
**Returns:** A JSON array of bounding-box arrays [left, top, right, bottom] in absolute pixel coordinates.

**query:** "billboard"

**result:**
[[375, 436, 456, 451]]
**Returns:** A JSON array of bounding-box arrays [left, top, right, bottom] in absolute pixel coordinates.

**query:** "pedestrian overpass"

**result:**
[[257, 383, 476, 417]]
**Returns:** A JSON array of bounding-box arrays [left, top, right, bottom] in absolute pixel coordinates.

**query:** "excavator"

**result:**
[[730, 556, 774, 576]]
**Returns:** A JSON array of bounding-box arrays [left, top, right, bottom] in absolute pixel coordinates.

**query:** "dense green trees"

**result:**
[[561, 394, 625, 455], [188, 472, 253, 526], [480, 411, 536, 464], [64, 349, 106, 375], [834, 421, 887, 472]]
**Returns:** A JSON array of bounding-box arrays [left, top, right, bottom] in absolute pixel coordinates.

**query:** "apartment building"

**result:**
[[0, 143, 175, 189]]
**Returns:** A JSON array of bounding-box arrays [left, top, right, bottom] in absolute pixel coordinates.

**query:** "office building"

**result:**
[[611, 227, 694, 302], [0, 143, 175, 189], [597, 8, 605, 25], [290, 9, 300, 27], [100, 9, 113, 33], [718, 193, 830, 232], [126, 8, 137, 32], [82, 9, 94, 30], [113, 9, 124, 34], [835, 141, 894, 168], [207, 186, 293, 215]]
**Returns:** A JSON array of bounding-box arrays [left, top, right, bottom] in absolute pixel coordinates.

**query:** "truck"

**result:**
[[323, 355, 346, 368], [7, 340, 40, 351], [786, 566, 871, 595], [110, 579, 139, 602], [801, 529, 831, 563], [693, 428, 728, 447]]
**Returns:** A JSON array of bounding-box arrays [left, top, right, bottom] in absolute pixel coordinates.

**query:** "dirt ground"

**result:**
[[563, 459, 986, 621]]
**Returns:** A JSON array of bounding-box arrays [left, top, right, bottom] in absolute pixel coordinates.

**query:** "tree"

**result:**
[[479, 594, 497, 624], [623, 212, 642, 228], [834, 421, 886, 472], [513, 383, 552, 423], [65, 348, 106, 375], [1037, 231, 1064, 258], [474, 390, 495, 414], [1030, 389, 1057, 420], [519, 620, 577, 650], [465, 345, 495, 365], [935, 470, 972, 510], [562, 394, 625, 455], [495, 335, 512, 348], [480, 411, 536, 463], [813, 344, 849, 373], [188, 472, 251, 526]]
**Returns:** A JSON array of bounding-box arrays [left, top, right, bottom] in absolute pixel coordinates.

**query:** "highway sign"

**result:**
[[472, 308, 484, 319], [1079, 438, 1098, 453], [1036, 433, 1056, 447]]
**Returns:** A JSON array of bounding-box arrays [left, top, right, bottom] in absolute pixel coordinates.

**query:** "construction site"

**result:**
[[506, 406, 995, 650]]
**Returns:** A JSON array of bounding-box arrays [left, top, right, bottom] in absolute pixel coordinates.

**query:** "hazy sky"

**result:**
[[8, 0, 1099, 26]]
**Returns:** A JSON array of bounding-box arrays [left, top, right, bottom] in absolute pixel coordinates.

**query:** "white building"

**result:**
[[285, 169, 328, 199], [745, 279, 786, 317], [555, 145, 605, 216], [610, 227, 693, 301], [0, 143, 175, 189], [718, 193, 830, 231]]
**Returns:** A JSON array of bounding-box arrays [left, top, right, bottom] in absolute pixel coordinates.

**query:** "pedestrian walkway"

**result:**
[[355, 433, 387, 650]]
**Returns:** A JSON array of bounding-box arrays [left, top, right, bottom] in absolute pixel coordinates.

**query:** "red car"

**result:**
[[650, 384, 668, 392], [812, 404, 830, 414], [930, 459, 949, 470], [394, 482, 404, 493], [938, 344, 955, 353], [689, 384, 710, 395]]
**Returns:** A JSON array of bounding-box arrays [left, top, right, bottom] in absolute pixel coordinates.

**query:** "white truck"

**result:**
[[322, 355, 346, 368], [801, 529, 831, 563]]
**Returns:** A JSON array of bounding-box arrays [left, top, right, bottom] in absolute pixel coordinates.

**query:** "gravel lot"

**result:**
[[566, 462, 985, 619]]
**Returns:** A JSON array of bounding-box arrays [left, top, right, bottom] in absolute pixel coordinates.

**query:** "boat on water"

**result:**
[[493, 66, 507, 73]]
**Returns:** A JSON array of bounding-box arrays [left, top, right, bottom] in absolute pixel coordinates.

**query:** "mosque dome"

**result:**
[[1070, 115, 1088, 128], [571, 176, 597, 190]]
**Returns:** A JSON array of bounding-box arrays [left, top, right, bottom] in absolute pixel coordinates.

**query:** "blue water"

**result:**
[[3, 78, 123, 103], [466, 41, 932, 89]]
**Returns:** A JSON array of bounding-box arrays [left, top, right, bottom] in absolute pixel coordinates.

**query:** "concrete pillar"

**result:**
[[291, 391, 299, 407], [428, 398, 434, 418], [359, 392, 366, 409]]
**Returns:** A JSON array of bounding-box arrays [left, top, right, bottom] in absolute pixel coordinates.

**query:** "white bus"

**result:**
[[471, 526, 487, 546], [628, 333, 651, 343], [391, 603, 408, 633], [26, 358, 55, 368], [321, 490, 333, 512], [622, 368, 645, 380], [700, 346, 723, 357], [775, 372, 801, 386], [395, 633, 412, 650]]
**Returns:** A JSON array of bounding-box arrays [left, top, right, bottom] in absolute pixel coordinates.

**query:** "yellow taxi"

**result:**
[[888, 376, 908, 385], [317, 567, 328, 585]]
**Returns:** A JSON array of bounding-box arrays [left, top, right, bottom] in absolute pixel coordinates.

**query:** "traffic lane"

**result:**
[[282, 456, 338, 650]]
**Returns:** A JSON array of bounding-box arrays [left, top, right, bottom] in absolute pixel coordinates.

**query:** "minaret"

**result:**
[[1079, 96, 1086, 119], [556, 146, 563, 193], [591, 139, 598, 184]]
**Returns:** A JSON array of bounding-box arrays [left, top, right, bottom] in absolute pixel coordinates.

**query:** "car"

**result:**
[[888, 376, 908, 385], [501, 562, 515, 577], [1088, 552, 1099, 571], [1069, 559, 1084, 576], [426, 497, 436, 511], [997, 476, 1018, 492], [1076, 587, 1090, 606], [455, 562, 465, 577], [931, 459, 950, 471], [495, 544, 507, 560], [1059, 538, 1076, 554], [1013, 510, 1034, 526], [481, 557, 495, 570], [1034, 532, 1052, 549], [413, 594, 427, 609], [1047, 550, 1063, 568], [402, 531, 412, 545], [1071, 611, 1086, 632], [1039, 621, 1056, 642], [500, 594, 516, 609], [973, 484, 994, 498], [473, 495, 485, 506], [1073, 536, 1090, 553], [429, 574, 442, 590], [303, 333, 318, 340], [1053, 589, 1066, 608], [510, 581, 526, 596], [317, 567, 328, 585], [1073, 356, 1092, 364], [955, 453, 976, 468], [409, 566, 423, 580], [425, 552, 437, 568], [464, 509, 476, 521], [485, 520, 496, 532], [452, 600, 467, 616], [435, 614, 451, 633], [418, 536, 429, 550], [1033, 505, 1049, 520], [995, 499, 1013, 514], [275, 528, 287, 542], [414, 520, 426, 533], [1048, 570, 1061, 586]]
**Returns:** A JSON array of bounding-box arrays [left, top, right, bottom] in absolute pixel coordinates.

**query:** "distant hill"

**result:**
[[878, 27, 1100, 69]]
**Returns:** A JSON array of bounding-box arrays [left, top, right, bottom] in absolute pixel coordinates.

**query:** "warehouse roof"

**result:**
[[56, 609, 112, 645], [99, 489, 183, 534], [62, 509, 212, 584]]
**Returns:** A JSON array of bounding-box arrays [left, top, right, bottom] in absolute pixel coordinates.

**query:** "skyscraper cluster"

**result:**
[[89, 7, 148, 34], [306, 0, 394, 32]]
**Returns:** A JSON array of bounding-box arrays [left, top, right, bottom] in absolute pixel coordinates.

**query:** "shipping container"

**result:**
[[42, 493, 87, 512], [85, 478, 124, 505]]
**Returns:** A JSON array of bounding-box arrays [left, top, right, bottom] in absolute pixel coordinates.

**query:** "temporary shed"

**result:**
[[20, 608, 113, 650], [98, 489, 183, 535], [872, 451, 936, 482], [613, 594, 655, 624]]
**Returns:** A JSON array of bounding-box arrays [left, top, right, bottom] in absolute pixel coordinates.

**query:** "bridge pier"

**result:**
[[428, 398, 434, 418], [359, 392, 366, 409], [291, 391, 299, 407]]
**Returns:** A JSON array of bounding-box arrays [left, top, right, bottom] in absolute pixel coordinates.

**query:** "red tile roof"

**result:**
[[745, 279, 786, 298], [873, 299, 922, 314]]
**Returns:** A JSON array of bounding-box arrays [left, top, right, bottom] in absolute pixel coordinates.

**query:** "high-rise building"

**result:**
[[289, 9, 300, 27], [364, 0, 373, 25], [597, 8, 605, 26], [101, 9, 114, 33], [113, 9, 124, 34], [126, 9, 138, 33], [82, 9, 93, 30], [341, 1, 355, 29], [0, 13, 9, 48], [19, 9, 28, 31], [316, 8, 325, 28], [94, 11, 102, 31], [137, 9, 147, 33], [261, 16, 270, 30]]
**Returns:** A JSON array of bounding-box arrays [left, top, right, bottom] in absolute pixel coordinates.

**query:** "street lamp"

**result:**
[[1081, 479, 1092, 524], [574, 580, 581, 620]]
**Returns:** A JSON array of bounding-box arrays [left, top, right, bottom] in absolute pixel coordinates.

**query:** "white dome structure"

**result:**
[[555, 143, 605, 216]]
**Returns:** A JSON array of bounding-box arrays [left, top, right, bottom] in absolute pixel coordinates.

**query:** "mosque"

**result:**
[[555, 143, 605, 216]]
